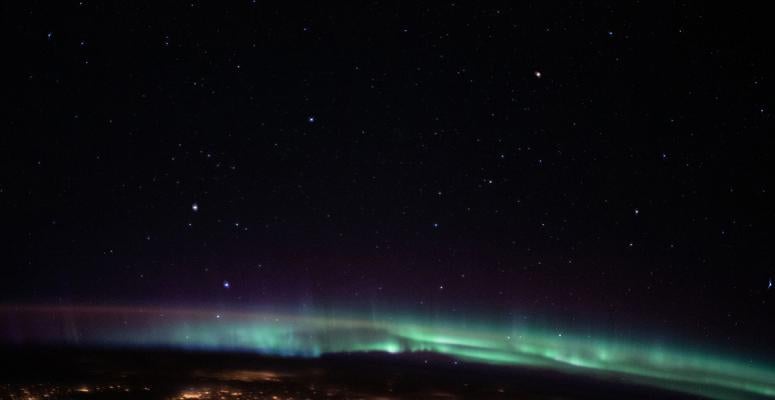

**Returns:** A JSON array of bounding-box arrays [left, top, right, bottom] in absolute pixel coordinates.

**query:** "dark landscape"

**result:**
[[1, 347, 714, 400]]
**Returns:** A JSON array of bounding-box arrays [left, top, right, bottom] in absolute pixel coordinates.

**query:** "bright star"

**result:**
[[307, 116, 315, 123], [223, 280, 230, 289], [191, 203, 199, 212]]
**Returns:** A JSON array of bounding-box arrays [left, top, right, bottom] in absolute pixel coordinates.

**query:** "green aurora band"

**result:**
[[2, 305, 774, 400]]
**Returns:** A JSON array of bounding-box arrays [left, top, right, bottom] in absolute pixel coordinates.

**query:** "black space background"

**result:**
[[2, 2, 774, 356]]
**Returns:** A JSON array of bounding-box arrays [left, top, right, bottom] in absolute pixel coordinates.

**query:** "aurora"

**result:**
[[2, 304, 774, 400]]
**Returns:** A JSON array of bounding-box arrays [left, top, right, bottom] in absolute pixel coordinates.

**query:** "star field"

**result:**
[[2, 1, 775, 360]]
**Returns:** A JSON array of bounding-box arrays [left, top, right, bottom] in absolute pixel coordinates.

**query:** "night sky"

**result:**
[[3, 1, 775, 360]]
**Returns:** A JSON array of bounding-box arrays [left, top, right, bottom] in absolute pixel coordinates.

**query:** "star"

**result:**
[[191, 203, 199, 212], [769, 279, 772, 290], [307, 116, 316, 123], [223, 280, 230, 289], [534, 70, 542, 78]]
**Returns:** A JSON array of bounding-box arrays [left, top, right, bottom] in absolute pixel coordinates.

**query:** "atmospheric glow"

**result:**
[[2, 305, 774, 400]]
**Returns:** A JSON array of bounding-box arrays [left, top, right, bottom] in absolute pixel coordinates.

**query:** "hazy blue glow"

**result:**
[[3, 305, 774, 400]]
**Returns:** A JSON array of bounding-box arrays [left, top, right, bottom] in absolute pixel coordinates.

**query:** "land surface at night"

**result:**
[[0, 347, 714, 400]]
